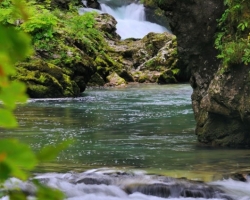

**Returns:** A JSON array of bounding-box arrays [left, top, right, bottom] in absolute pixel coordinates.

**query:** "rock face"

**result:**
[[90, 14, 180, 86], [159, 0, 250, 147], [15, 9, 180, 97], [86, 0, 101, 9]]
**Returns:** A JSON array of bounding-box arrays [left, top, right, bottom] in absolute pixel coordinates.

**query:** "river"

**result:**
[[1, 84, 250, 199]]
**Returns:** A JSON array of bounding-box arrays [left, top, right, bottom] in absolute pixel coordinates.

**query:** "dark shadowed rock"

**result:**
[[86, 0, 101, 9], [159, 0, 250, 147]]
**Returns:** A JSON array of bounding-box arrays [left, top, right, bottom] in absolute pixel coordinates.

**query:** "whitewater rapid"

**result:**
[[80, 1, 169, 39], [100, 3, 169, 39], [2, 169, 250, 200]]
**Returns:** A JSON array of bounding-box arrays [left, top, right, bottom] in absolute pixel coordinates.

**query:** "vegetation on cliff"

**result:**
[[215, 0, 250, 65], [0, 0, 108, 97], [0, 0, 182, 97]]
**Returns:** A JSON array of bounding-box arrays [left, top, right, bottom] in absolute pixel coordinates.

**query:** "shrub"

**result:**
[[215, 0, 250, 65]]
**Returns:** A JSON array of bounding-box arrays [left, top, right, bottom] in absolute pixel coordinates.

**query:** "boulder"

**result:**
[[86, 0, 101, 9], [14, 60, 80, 98], [106, 32, 180, 84], [105, 72, 126, 87], [89, 13, 182, 86]]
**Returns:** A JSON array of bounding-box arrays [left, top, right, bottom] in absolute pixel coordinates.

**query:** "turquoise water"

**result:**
[[1, 84, 250, 179]]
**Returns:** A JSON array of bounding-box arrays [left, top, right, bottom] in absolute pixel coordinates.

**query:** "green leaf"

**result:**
[[37, 140, 73, 162], [0, 81, 27, 110], [0, 109, 18, 128], [0, 139, 37, 180], [0, 162, 11, 181], [0, 25, 32, 65]]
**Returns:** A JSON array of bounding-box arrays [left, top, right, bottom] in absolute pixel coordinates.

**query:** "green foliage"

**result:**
[[0, 26, 30, 127], [65, 11, 106, 53], [20, 10, 57, 40], [215, 0, 250, 65], [20, 7, 58, 52], [0, 1, 71, 199], [172, 68, 180, 75], [238, 21, 248, 31], [0, 139, 37, 181]]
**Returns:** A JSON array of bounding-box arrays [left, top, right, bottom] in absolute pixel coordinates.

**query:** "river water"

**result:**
[[1, 84, 250, 199]]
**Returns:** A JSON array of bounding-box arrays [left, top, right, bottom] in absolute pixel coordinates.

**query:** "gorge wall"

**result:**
[[159, 0, 250, 147]]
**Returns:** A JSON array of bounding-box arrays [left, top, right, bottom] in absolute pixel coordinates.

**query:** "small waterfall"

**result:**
[[100, 3, 169, 39], [3, 169, 250, 200], [101, 3, 145, 21]]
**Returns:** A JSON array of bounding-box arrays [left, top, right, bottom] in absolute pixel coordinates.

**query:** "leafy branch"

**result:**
[[215, 0, 250, 65]]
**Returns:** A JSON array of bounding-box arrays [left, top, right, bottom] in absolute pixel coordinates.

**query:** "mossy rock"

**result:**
[[142, 32, 175, 55], [117, 70, 134, 82], [62, 74, 80, 96], [87, 73, 106, 86], [138, 74, 149, 83], [24, 71, 64, 98], [15, 59, 81, 98], [157, 70, 177, 84], [95, 56, 110, 68], [105, 72, 126, 86], [17, 60, 63, 79], [132, 71, 151, 83]]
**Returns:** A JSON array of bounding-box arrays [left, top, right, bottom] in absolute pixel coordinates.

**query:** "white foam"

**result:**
[[100, 3, 169, 39]]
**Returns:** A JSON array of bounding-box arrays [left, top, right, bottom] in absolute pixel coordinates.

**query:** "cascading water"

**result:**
[[81, 0, 169, 39], [100, 3, 169, 39], [2, 169, 250, 200]]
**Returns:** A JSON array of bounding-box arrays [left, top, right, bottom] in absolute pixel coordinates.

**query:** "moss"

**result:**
[[17, 60, 63, 80], [117, 70, 134, 82], [10, 5, 105, 97], [95, 56, 109, 67], [106, 72, 126, 86], [87, 72, 105, 86], [138, 74, 149, 83], [61, 74, 80, 96], [144, 59, 166, 71], [157, 70, 177, 84], [14, 58, 82, 97], [172, 68, 180, 75], [26, 82, 63, 98]]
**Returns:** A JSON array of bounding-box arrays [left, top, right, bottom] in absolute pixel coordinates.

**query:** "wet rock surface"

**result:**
[[159, 0, 250, 147], [33, 170, 235, 200]]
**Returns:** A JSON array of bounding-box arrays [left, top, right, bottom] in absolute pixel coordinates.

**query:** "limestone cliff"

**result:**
[[159, 0, 250, 147]]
